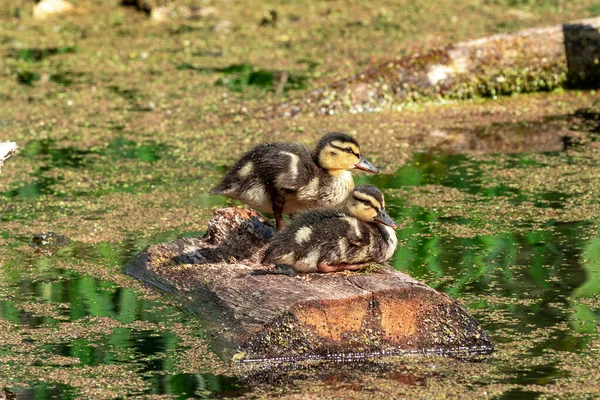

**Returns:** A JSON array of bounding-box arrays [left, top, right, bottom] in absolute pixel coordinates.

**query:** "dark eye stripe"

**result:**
[[330, 144, 359, 157], [354, 197, 373, 207]]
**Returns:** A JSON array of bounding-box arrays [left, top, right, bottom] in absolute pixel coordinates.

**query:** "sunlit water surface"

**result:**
[[1, 149, 599, 398]]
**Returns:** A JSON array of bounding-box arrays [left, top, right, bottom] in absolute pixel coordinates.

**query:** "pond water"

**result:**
[[1, 148, 599, 398]]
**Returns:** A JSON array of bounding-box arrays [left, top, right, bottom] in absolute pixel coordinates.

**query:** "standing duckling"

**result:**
[[262, 185, 398, 273], [210, 132, 379, 230]]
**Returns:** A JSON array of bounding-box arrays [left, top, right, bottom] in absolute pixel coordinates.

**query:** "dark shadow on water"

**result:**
[[232, 357, 433, 397], [7, 373, 245, 399], [499, 389, 542, 399], [500, 362, 568, 385], [141, 373, 247, 399], [0, 234, 246, 398]]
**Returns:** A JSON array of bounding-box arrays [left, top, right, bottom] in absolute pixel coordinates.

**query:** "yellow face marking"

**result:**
[[238, 162, 254, 178], [295, 226, 313, 244], [318, 144, 360, 173], [346, 195, 378, 222]]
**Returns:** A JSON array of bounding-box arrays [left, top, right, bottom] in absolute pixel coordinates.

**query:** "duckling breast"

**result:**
[[318, 171, 355, 208], [379, 225, 398, 262]]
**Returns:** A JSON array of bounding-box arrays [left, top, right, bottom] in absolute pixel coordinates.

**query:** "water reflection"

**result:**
[[9, 373, 245, 400], [0, 236, 240, 399], [355, 151, 599, 396]]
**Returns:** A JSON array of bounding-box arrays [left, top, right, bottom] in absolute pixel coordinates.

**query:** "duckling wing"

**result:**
[[262, 210, 344, 265], [212, 143, 316, 192], [210, 143, 316, 211], [267, 143, 320, 193], [347, 234, 370, 247]]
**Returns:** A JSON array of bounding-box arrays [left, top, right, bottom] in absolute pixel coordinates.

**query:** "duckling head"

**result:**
[[314, 132, 379, 175], [346, 185, 398, 227]]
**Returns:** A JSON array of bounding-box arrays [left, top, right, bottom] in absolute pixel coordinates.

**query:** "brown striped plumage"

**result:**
[[210, 133, 378, 230], [262, 185, 398, 273]]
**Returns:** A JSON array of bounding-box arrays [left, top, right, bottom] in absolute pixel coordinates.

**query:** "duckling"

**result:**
[[210, 132, 379, 230], [262, 185, 398, 273]]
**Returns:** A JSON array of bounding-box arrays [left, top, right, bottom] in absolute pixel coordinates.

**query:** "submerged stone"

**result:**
[[30, 232, 70, 256]]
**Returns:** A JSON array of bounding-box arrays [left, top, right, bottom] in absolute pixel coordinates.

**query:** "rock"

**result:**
[[121, 0, 218, 21], [33, 0, 74, 19], [0, 142, 18, 172], [126, 207, 493, 363], [30, 232, 70, 256]]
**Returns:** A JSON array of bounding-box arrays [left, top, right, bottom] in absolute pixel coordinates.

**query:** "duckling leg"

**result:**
[[317, 262, 366, 273], [271, 199, 285, 231], [270, 190, 287, 231], [274, 208, 284, 230]]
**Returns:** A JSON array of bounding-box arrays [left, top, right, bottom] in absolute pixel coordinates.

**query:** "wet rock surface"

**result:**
[[126, 207, 493, 363], [30, 232, 69, 256]]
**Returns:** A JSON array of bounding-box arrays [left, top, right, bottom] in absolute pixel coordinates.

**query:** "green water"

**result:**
[[1, 148, 600, 398], [0, 234, 245, 398]]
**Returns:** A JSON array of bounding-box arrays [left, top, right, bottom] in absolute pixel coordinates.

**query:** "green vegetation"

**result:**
[[1, 0, 599, 398]]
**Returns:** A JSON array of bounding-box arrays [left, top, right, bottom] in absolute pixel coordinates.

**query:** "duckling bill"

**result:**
[[210, 132, 379, 230], [262, 185, 398, 273]]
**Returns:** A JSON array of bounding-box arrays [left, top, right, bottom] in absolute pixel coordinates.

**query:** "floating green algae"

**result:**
[[2, 0, 600, 397]]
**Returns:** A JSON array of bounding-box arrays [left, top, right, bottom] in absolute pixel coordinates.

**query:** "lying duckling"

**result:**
[[262, 185, 398, 273], [210, 132, 378, 230]]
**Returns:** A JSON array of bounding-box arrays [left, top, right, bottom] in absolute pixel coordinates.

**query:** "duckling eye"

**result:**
[[343, 147, 354, 154], [361, 199, 371, 206]]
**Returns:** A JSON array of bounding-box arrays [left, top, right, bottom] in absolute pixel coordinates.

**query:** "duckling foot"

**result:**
[[317, 262, 366, 273]]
